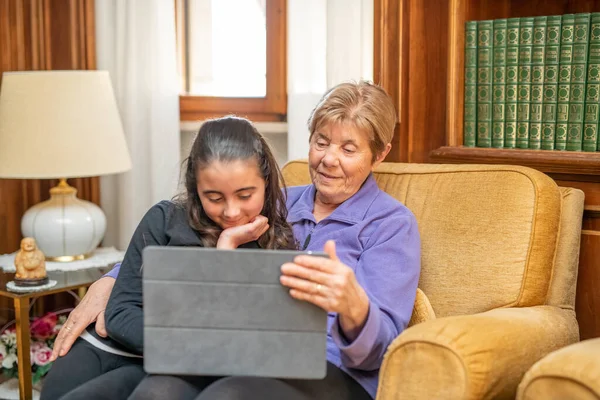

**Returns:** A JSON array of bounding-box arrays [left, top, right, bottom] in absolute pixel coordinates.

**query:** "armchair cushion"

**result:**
[[408, 288, 436, 327], [517, 338, 600, 400]]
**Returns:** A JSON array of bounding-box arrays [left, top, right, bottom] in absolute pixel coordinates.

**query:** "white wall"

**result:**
[[287, 0, 373, 161]]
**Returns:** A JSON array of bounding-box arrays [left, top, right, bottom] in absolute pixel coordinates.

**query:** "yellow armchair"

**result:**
[[281, 161, 584, 400]]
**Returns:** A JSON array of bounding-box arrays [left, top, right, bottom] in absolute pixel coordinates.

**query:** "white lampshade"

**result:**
[[0, 71, 132, 261]]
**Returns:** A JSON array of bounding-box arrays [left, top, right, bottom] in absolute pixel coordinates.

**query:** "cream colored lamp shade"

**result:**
[[0, 71, 132, 261]]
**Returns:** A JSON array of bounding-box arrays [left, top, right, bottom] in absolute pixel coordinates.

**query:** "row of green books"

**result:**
[[464, 13, 600, 152]]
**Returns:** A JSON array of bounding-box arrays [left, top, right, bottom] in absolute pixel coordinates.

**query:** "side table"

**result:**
[[0, 267, 113, 400]]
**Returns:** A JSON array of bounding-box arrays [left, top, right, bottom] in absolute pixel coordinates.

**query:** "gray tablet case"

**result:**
[[142, 246, 328, 379]]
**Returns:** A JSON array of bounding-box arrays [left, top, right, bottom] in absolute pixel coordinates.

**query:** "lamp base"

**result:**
[[21, 179, 107, 262], [46, 253, 92, 262]]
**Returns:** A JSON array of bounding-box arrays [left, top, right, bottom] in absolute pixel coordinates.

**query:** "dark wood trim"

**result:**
[[584, 206, 600, 219], [374, 0, 404, 162], [178, 0, 287, 121], [430, 146, 600, 176], [179, 109, 285, 123], [374, 0, 400, 116], [179, 96, 286, 122], [265, 0, 286, 115], [446, 0, 466, 146]]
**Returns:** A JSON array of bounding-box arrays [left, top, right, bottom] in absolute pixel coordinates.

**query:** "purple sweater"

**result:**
[[106, 174, 421, 398]]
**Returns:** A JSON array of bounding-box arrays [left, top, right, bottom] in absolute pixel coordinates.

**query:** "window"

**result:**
[[176, 0, 287, 122]]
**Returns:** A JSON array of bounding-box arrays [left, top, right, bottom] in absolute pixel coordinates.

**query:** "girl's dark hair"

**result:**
[[174, 116, 297, 250]]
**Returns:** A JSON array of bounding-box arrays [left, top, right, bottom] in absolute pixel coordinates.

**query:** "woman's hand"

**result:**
[[280, 240, 370, 341], [216, 215, 269, 249], [50, 276, 115, 361]]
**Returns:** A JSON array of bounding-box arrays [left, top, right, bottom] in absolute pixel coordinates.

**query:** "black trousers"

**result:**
[[42, 339, 372, 400], [41, 338, 145, 400], [129, 362, 372, 400]]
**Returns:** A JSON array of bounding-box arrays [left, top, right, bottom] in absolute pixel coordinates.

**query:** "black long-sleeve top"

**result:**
[[98, 200, 258, 355]]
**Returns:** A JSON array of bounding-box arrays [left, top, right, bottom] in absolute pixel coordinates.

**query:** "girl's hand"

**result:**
[[280, 240, 370, 341], [216, 215, 269, 249]]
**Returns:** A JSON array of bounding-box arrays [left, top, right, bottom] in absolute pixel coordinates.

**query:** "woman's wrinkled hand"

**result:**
[[280, 240, 370, 341], [217, 215, 269, 249], [50, 276, 115, 361]]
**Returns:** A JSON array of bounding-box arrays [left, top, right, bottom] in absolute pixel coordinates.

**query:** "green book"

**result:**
[[529, 16, 547, 149], [542, 16, 562, 150], [505, 17, 520, 148], [567, 13, 591, 151], [556, 14, 575, 150], [477, 20, 493, 147], [492, 19, 507, 148], [586, 14, 600, 152], [464, 21, 478, 147], [517, 17, 534, 149]]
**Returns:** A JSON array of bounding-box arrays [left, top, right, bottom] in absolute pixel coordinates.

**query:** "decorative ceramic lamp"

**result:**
[[0, 71, 131, 261]]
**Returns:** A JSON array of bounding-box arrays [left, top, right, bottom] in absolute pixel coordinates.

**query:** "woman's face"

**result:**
[[196, 159, 266, 229], [308, 121, 387, 206]]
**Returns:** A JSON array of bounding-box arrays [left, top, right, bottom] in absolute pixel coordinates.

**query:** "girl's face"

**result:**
[[196, 159, 266, 229]]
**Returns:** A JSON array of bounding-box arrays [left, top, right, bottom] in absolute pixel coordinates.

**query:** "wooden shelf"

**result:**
[[430, 146, 600, 176]]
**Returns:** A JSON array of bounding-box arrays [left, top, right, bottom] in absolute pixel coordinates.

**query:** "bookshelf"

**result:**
[[429, 0, 600, 341], [445, 0, 600, 152]]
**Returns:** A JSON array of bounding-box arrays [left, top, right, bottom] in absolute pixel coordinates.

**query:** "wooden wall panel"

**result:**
[[375, 0, 449, 163], [374, 0, 403, 162], [375, 0, 600, 339], [576, 231, 600, 340], [0, 0, 98, 255]]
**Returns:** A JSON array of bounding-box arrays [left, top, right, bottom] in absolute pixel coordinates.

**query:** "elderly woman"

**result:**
[[49, 81, 421, 400]]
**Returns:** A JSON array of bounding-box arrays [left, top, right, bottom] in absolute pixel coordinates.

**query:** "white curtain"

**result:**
[[96, 1, 181, 251], [287, 0, 373, 161]]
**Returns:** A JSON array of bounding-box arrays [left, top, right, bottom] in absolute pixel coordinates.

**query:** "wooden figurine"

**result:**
[[14, 237, 49, 286]]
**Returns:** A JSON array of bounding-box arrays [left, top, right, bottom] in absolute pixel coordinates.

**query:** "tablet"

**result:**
[[142, 246, 328, 379]]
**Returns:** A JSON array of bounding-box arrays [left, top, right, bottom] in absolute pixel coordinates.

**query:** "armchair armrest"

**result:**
[[517, 338, 600, 400], [376, 306, 579, 400]]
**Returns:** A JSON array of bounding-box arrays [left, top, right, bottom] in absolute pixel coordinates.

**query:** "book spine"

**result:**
[[477, 20, 493, 147], [492, 19, 507, 148], [542, 15, 562, 150], [517, 17, 534, 149], [556, 14, 575, 150], [529, 16, 547, 149], [505, 17, 520, 148], [567, 13, 591, 151], [584, 13, 600, 152], [464, 21, 478, 147]]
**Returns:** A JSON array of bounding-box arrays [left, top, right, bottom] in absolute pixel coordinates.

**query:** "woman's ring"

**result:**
[[64, 325, 72, 332], [315, 283, 322, 294]]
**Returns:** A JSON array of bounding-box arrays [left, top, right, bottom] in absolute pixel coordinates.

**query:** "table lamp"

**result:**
[[0, 71, 132, 261]]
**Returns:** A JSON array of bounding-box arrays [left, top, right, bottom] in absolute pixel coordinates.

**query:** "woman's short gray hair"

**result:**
[[307, 81, 397, 161]]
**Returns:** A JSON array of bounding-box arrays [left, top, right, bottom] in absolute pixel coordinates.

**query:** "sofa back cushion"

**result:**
[[281, 161, 561, 318]]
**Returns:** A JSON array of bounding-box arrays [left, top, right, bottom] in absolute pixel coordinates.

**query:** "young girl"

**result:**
[[41, 116, 297, 400]]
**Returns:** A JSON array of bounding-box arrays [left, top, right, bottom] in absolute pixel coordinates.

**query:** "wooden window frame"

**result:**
[[176, 0, 287, 122]]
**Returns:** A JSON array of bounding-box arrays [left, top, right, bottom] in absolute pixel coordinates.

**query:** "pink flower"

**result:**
[[31, 315, 56, 340], [31, 345, 52, 366]]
